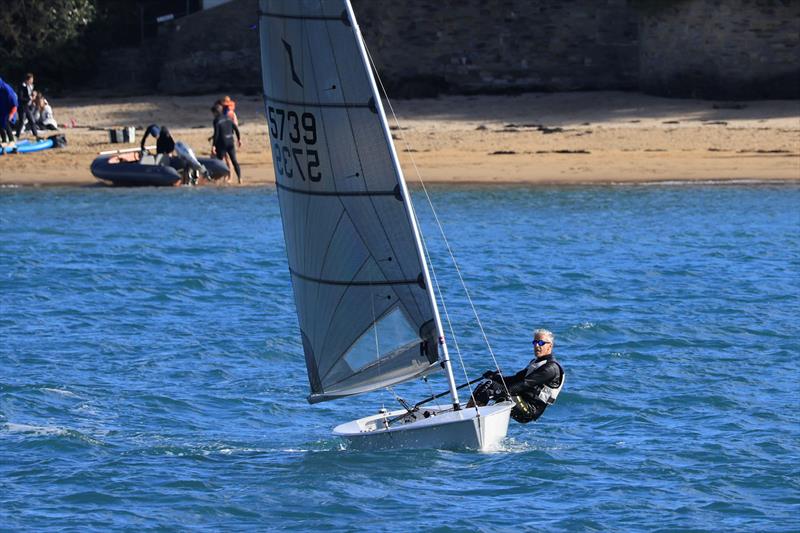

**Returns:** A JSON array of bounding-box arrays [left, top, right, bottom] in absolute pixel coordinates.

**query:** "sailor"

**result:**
[[210, 103, 242, 184], [469, 328, 565, 423], [140, 124, 175, 155]]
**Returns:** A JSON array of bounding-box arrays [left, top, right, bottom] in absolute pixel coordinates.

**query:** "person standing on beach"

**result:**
[[218, 95, 238, 126], [468, 328, 565, 423], [213, 96, 239, 177], [0, 77, 18, 146], [14, 73, 40, 140], [211, 103, 242, 183]]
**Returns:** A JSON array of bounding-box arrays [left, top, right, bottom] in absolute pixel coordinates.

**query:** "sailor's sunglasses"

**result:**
[[532, 340, 551, 347]]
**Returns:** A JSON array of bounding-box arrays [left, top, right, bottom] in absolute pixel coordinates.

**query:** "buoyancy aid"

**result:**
[[525, 357, 565, 405], [536, 364, 564, 405]]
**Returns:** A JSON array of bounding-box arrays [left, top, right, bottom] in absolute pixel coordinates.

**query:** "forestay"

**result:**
[[259, 0, 442, 403]]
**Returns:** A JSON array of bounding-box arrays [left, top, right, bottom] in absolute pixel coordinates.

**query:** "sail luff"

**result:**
[[342, 0, 461, 408]]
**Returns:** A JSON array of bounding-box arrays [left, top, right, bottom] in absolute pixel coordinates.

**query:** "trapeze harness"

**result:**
[[509, 358, 565, 423]]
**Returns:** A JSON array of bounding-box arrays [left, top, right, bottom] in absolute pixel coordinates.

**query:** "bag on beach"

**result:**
[[49, 134, 67, 148]]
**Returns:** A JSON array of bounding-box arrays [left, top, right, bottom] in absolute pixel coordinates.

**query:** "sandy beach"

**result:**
[[1, 91, 797, 187]]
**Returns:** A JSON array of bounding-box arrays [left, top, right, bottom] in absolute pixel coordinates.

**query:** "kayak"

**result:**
[[0, 140, 29, 154], [91, 152, 230, 187], [0, 135, 65, 155], [16, 138, 53, 153]]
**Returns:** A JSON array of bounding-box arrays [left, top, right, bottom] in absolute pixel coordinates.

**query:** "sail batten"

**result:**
[[260, 0, 441, 403], [259, 10, 347, 23], [264, 94, 375, 110], [290, 270, 423, 288], [276, 182, 400, 197]]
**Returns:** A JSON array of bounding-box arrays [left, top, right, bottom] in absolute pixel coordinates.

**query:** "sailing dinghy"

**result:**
[[259, 0, 513, 451]]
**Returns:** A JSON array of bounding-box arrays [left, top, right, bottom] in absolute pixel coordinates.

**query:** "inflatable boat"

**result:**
[[91, 144, 230, 187]]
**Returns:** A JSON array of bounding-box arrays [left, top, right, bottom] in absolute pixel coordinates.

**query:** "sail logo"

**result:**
[[282, 39, 304, 88]]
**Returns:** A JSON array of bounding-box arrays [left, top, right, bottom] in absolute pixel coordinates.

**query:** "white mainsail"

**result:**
[[259, 0, 451, 403]]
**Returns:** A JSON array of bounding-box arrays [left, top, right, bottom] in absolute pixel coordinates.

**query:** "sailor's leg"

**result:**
[[466, 380, 494, 408], [227, 145, 242, 183]]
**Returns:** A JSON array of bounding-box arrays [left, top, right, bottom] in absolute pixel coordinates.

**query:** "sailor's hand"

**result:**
[[237, 139, 242, 148]]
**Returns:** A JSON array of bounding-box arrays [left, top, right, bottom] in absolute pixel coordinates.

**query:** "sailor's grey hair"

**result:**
[[533, 328, 554, 346]]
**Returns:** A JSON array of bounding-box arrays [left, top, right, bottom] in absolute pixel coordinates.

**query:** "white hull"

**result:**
[[333, 401, 514, 451]]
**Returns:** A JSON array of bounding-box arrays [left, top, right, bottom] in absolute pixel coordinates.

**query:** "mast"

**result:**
[[344, 0, 461, 409]]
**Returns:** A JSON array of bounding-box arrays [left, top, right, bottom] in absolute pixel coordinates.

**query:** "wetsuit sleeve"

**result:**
[[232, 122, 240, 142], [501, 368, 528, 389], [141, 125, 155, 150], [506, 362, 560, 395], [212, 119, 220, 145]]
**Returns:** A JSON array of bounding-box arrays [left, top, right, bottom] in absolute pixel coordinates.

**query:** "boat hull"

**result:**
[[91, 154, 230, 187], [333, 401, 513, 451]]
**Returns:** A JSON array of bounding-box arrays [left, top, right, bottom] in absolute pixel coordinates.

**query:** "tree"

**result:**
[[1, 0, 96, 59], [0, 0, 96, 89]]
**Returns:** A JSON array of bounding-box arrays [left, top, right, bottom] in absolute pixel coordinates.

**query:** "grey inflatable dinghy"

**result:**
[[91, 147, 229, 187]]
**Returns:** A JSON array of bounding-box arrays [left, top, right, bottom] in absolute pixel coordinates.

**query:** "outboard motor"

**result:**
[[175, 141, 208, 177]]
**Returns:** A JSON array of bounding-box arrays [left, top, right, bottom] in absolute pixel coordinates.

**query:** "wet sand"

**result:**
[[1, 91, 797, 187]]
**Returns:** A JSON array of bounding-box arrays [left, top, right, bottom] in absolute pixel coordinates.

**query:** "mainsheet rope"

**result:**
[[363, 42, 511, 401]]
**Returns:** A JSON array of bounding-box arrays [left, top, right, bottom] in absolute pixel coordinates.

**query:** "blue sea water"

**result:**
[[1, 184, 799, 531]]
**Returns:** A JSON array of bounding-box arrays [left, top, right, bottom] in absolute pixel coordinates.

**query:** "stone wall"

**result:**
[[353, 0, 640, 96], [156, 0, 261, 94], [638, 0, 800, 98], [96, 0, 799, 99]]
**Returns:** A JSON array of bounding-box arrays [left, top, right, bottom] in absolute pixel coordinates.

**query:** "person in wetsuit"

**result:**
[[469, 328, 565, 423], [211, 103, 242, 183], [140, 124, 175, 155], [14, 73, 40, 140]]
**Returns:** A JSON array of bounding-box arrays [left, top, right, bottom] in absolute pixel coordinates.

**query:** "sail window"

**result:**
[[343, 307, 420, 372]]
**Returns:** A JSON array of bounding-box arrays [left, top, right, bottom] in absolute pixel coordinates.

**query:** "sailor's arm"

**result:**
[[509, 363, 560, 395]]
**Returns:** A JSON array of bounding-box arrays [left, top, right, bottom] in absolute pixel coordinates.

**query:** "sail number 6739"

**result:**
[[268, 106, 321, 182]]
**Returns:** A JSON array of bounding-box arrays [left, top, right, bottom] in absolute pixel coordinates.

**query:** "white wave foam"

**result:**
[[492, 437, 569, 454], [41, 387, 79, 398], [4, 423, 70, 437]]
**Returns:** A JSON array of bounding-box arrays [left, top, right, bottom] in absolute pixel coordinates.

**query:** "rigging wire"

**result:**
[[369, 279, 389, 411], [371, 276, 414, 414], [362, 44, 476, 403], [363, 43, 510, 400], [423, 377, 443, 412]]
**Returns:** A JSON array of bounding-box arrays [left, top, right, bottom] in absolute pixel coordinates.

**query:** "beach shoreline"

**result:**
[[1, 91, 797, 187]]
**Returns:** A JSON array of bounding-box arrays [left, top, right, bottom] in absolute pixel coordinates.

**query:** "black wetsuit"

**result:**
[[140, 124, 175, 154], [212, 114, 241, 180], [503, 354, 563, 423], [474, 354, 564, 423], [14, 81, 38, 138]]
